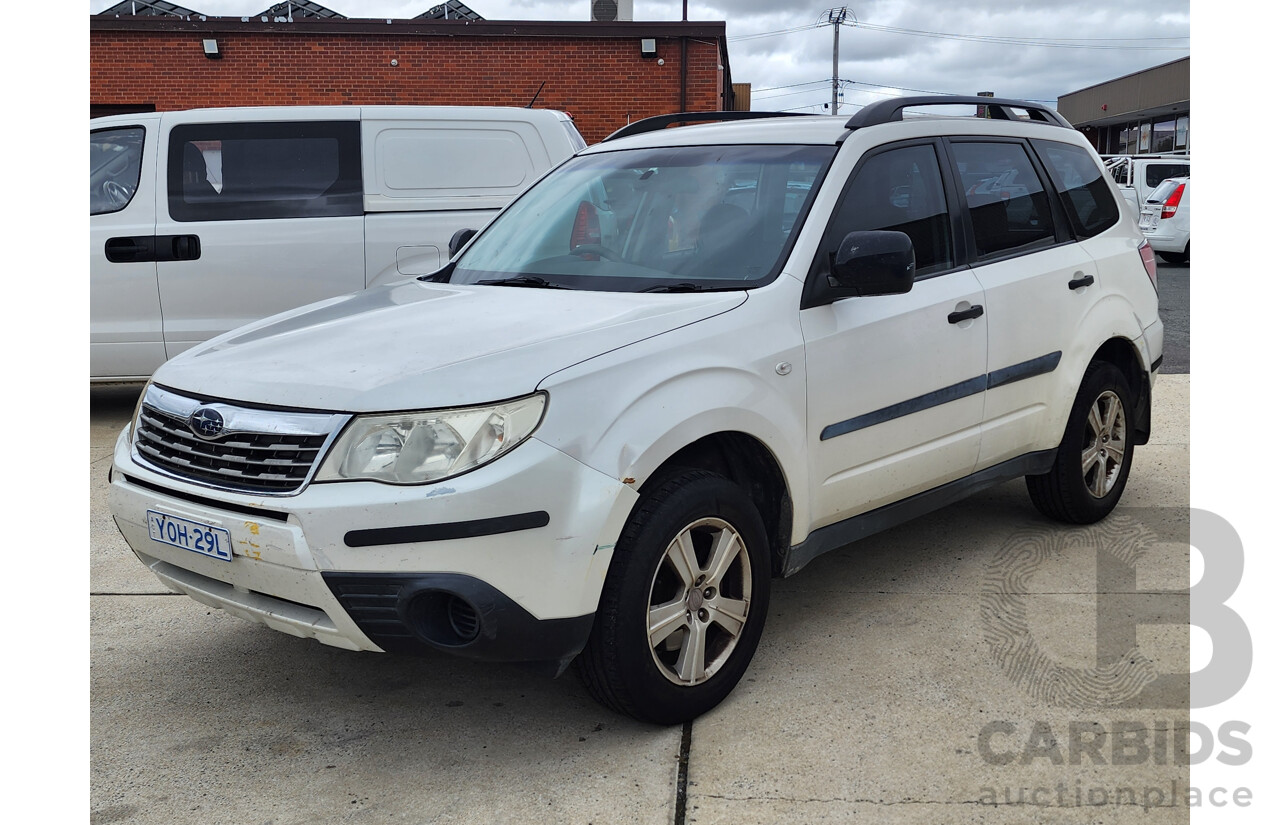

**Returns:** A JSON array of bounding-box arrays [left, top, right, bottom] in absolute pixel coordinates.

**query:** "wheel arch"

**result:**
[[1089, 336, 1152, 446], [639, 431, 795, 578]]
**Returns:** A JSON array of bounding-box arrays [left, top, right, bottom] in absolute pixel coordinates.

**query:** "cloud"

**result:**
[[88, 0, 1190, 112]]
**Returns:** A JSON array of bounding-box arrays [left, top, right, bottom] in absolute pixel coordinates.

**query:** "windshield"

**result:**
[[449, 144, 835, 292]]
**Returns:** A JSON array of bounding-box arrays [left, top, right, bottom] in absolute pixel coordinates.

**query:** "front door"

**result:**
[[90, 118, 165, 379], [801, 141, 987, 528]]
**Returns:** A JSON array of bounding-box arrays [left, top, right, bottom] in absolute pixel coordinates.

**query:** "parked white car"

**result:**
[[109, 97, 1163, 724], [90, 106, 584, 381], [1139, 176, 1190, 264]]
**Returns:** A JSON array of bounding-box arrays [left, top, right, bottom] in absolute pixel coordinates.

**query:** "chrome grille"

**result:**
[[132, 386, 348, 495]]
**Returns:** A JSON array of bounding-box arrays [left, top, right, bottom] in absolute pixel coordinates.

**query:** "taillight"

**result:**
[[1138, 240, 1158, 291], [1161, 183, 1185, 219], [570, 201, 600, 250]]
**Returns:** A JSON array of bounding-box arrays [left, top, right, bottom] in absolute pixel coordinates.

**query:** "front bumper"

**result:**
[[109, 427, 637, 664]]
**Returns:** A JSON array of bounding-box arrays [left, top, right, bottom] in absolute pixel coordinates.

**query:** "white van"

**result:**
[[1101, 153, 1190, 218], [90, 106, 584, 381]]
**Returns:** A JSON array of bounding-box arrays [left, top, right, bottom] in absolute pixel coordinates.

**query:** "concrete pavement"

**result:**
[[91, 375, 1190, 825]]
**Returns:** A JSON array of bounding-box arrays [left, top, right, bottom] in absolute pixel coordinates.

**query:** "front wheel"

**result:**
[[577, 471, 771, 724], [1026, 362, 1135, 524]]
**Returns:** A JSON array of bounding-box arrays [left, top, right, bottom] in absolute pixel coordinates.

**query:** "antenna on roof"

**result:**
[[527, 81, 546, 108]]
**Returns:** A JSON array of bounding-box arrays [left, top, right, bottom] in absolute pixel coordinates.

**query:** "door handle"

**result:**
[[104, 235, 201, 263], [164, 234, 201, 261], [1068, 274, 1095, 290], [104, 236, 156, 263], [948, 304, 984, 324]]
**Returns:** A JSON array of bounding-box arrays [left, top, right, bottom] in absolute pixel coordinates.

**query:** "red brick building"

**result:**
[[90, 15, 736, 144]]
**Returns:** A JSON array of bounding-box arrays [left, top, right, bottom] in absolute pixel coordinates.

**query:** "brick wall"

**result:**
[[90, 20, 728, 144]]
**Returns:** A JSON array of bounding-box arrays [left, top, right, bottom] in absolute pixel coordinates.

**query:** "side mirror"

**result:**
[[828, 230, 915, 297], [448, 228, 478, 258]]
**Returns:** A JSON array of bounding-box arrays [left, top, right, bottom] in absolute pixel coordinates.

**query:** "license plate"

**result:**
[[1138, 212, 1157, 230], [148, 510, 233, 562]]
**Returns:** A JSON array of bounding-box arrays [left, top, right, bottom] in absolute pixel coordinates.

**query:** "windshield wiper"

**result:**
[[476, 276, 569, 289], [641, 282, 707, 293]]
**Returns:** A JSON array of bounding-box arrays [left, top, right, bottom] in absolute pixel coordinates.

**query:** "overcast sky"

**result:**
[[89, 1, 1191, 116]]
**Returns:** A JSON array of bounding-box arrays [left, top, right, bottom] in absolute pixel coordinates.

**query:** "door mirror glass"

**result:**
[[449, 228, 478, 257]]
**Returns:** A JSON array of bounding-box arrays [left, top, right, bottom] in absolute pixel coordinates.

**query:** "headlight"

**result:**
[[128, 380, 153, 444], [315, 393, 546, 485]]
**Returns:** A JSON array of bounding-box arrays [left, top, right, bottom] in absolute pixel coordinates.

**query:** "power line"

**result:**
[[727, 23, 821, 42], [852, 21, 1190, 50], [726, 18, 1189, 50]]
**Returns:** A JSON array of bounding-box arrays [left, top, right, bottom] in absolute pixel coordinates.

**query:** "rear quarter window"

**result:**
[[1031, 139, 1120, 240]]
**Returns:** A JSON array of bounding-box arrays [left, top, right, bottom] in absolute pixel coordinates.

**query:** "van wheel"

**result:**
[[577, 470, 771, 724], [1026, 362, 1135, 524]]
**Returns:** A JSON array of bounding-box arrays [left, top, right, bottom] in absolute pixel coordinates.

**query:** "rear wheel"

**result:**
[[577, 470, 771, 724], [1026, 362, 1135, 524]]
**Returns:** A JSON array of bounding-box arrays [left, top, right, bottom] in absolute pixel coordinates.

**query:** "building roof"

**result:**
[[417, 1, 483, 21], [98, 1, 201, 16], [257, 2, 344, 20]]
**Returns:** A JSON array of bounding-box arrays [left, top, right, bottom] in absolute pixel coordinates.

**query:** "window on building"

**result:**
[[1152, 119, 1176, 154], [1176, 116, 1189, 151]]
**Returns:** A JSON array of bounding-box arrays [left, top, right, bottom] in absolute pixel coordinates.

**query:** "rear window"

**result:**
[[1146, 177, 1186, 204], [1032, 139, 1120, 239]]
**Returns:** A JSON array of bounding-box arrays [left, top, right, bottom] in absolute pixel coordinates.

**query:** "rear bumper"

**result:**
[[1141, 222, 1189, 254]]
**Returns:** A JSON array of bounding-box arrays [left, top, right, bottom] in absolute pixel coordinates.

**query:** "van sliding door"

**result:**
[[153, 114, 366, 359]]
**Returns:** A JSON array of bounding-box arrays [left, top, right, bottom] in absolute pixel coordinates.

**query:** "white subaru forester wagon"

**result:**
[[109, 97, 1164, 724]]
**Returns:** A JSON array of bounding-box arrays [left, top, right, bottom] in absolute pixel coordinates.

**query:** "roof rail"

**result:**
[[603, 111, 811, 142], [844, 96, 1072, 131]]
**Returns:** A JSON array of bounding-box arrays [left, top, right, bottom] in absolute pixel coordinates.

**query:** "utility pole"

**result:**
[[826, 7, 850, 116]]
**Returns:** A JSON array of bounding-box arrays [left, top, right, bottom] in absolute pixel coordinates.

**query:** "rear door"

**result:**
[[152, 111, 366, 358], [90, 117, 165, 379], [948, 138, 1108, 468]]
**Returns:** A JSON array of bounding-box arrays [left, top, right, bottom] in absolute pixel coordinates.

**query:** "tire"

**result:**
[[1026, 362, 1135, 524], [1157, 244, 1188, 265], [577, 470, 772, 724]]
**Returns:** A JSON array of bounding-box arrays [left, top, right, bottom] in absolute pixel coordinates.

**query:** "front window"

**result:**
[[90, 126, 145, 215], [449, 144, 835, 292]]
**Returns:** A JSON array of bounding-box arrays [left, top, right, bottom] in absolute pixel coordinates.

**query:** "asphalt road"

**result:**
[[1156, 259, 1189, 373]]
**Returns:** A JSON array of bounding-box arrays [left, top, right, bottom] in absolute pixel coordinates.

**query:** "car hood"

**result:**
[[154, 280, 747, 412]]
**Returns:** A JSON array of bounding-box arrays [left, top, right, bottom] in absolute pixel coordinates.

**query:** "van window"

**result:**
[[167, 121, 362, 222], [952, 141, 1055, 259], [91, 126, 145, 216], [816, 143, 954, 277], [1144, 163, 1189, 188], [1032, 139, 1120, 239]]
